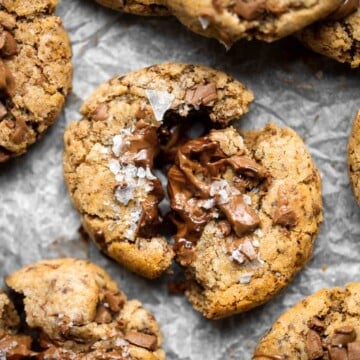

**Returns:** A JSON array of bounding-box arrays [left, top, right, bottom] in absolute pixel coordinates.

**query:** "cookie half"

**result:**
[[253, 284, 360, 359], [2, 258, 165, 359], [348, 111, 360, 204], [94, 0, 170, 16], [298, 3, 360, 67], [164, 0, 343, 46], [0, 0, 73, 162], [63, 63, 254, 279], [168, 124, 322, 319]]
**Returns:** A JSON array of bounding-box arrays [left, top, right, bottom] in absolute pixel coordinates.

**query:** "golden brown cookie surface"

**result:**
[[0, 0, 72, 162], [348, 111, 360, 203], [3, 258, 165, 360], [253, 284, 360, 360], [63, 62, 254, 279], [168, 124, 322, 319]]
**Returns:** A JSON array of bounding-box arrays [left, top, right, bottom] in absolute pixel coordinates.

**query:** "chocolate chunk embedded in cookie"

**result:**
[[253, 284, 360, 360], [168, 124, 322, 319], [348, 111, 360, 204], [63, 63, 254, 279], [3, 258, 165, 359], [0, 0, 72, 162], [298, 3, 360, 67]]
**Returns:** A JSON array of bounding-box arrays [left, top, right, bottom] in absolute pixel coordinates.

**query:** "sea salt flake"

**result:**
[[239, 272, 253, 284], [198, 16, 210, 30], [252, 239, 260, 248], [231, 249, 245, 264], [199, 198, 215, 209], [254, 228, 263, 237], [243, 194, 252, 205], [145, 89, 175, 122], [115, 185, 134, 205], [112, 135, 123, 156], [115, 338, 129, 347], [108, 159, 120, 175]]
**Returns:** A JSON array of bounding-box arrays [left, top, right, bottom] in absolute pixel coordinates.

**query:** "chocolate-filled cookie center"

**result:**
[[167, 130, 271, 266]]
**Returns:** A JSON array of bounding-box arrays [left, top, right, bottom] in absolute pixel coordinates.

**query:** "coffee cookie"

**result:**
[[164, 0, 343, 46], [2, 258, 165, 359], [298, 1, 360, 67], [168, 124, 322, 319], [63, 63, 254, 279], [348, 111, 360, 204], [253, 283, 360, 359], [94, 0, 170, 16], [0, 0, 72, 162]]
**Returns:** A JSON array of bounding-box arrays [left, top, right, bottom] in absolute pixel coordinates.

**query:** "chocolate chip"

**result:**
[[103, 291, 125, 313], [348, 342, 360, 360], [332, 326, 356, 346], [308, 317, 326, 332], [95, 304, 112, 324], [184, 83, 218, 106], [0, 31, 17, 56], [328, 346, 348, 360], [91, 103, 109, 121], [306, 330, 324, 360], [329, 0, 360, 21], [11, 117, 27, 144], [234, 0, 267, 20], [124, 331, 157, 351], [240, 238, 257, 260], [273, 186, 298, 228]]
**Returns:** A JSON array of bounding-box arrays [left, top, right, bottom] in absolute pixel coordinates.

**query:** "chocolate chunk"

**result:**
[[308, 317, 326, 332], [306, 330, 324, 359], [184, 83, 218, 106], [348, 342, 360, 360], [329, 0, 359, 20], [124, 331, 157, 351], [11, 117, 27, 144], [0, 101, 7, 120], [0, 335, 37, 358], [95, 304, 112, 324], [273, 186, 298, 228], [328, 347, 349, 360], [104, 291, 125, 313], [91, 103, 109, 121], [219, 194, 260, 237], [240, 238, 257, 260], [234, 0, 267, 20], [332, 326, 356, 346], [0, 31, 17, 56], [218, 220, 232, 237]]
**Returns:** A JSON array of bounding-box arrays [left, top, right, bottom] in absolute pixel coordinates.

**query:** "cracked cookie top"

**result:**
[[172, 124, 322, 319], [298, 1, 360, 67], [63, 62, 254, 279], [253, 284, 360, 360], [348, 110, 360, 204], [0, 0, 72, 162], [2, 258, 165, 360]]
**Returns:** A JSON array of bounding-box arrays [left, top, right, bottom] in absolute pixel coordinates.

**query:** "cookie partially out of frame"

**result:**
[[168, 124, 322, 319], [1, 258, 165, 359], [94, 0, 170, 16], [63, 62, 254, 279], [0, 0, 72, 162], [253, 284, 360, 360], [298, 3, 360, 68], [348, 110, 360, 203]]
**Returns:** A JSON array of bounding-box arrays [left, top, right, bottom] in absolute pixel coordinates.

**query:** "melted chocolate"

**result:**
[[168, 132, 269, 264]]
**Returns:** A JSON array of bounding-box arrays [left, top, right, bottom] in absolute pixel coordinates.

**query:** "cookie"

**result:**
[[63, 62, 254, 279], [0, 0, 72, 162], [298, 2, 360, 67], [168, 124, 322, 319], [2, 258, 165, 359], [253, 283, 360, 359], [94, 0, 170, 16], [164, 0, 343, 46], [348, 110, 360, 204]]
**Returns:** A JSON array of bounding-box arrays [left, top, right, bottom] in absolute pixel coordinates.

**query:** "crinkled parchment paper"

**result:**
[[0, 1, 360, 359]]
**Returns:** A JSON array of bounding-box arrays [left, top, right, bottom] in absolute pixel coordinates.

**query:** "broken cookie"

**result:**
[[348, 110, 360, 204], [1, 258, 165, 359], [168, 124, 322, 319], [63, 62, 254, 279], [0, 0, 72, 162]]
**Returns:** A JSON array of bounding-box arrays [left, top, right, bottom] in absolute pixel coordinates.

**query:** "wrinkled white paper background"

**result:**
[[0, 1, 360, 359]]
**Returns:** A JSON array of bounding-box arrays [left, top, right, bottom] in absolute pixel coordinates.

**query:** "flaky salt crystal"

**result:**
[[239, 272, 253, 284], [145, 89, 175, 122]]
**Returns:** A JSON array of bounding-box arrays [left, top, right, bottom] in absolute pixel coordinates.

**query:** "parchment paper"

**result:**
[[0, 1, 359, 359]]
